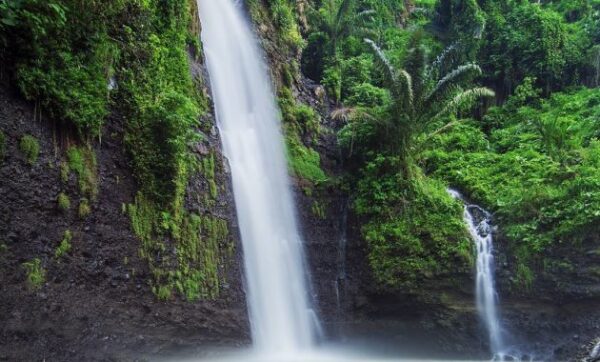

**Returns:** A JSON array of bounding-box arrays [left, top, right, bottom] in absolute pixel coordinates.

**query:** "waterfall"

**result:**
[[198, 0, 316, 353], [448, 190, 505, 357]]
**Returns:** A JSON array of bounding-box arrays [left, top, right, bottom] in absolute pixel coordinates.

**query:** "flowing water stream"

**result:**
[[198, 0, 316, 354], [448, 190, 508, 359]]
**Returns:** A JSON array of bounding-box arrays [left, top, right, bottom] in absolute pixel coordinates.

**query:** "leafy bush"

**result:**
[[480, 1, 591, 97], [268, 0, 304, 50], [346, 83, 390, 108], [19, 134, 39, 164], [355, 155, 472, 289]]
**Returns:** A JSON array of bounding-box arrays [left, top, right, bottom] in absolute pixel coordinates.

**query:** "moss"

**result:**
[[311, 200, 326, 219], [22, 258, 45, 289], [67, 146, 97, 199], [208, 179, 217, 199], [1, 1, 119, 136], [515, 262, 534, 290], [277, 88, 326, 184], [59, 162, 70, 183], [128, 192, 230, 301], [57, 192, 71, 211], [55, 230, 72, 258], [154, 285, 172, 301], [78, 198, 91, 218], [286, 132, 328, 184], [19, 134, 39, 165]]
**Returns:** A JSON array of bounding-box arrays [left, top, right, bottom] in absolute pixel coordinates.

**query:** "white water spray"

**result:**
[[448, 190, 504, 356], [198, 0, 316, 353]]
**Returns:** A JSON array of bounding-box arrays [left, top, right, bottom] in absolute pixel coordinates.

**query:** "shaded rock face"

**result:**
[[494, 234, 600, 360], [0, 65, 249, 361]]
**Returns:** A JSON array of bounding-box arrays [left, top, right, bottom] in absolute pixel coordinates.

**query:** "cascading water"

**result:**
[[198, 0, 316, 354], [448, 190, 505, 357]]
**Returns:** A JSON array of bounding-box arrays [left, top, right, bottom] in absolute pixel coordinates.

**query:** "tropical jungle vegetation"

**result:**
[[1, 0, 599, 295]]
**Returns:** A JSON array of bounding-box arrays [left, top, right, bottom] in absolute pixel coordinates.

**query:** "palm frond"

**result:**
[[330, 106, 378, 123], [426, 42, 460, 81], [364, 39, 397, 89], [426, 63, 483, 103], [335, 0, 355, 32], [403, 44, 427, 103], [433, 87, 495, 120], [355, 9, 376, 21], [398, 69, 414, 109]]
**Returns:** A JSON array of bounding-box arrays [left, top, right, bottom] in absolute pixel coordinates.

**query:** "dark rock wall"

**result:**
[[0, 58, 249, 361]]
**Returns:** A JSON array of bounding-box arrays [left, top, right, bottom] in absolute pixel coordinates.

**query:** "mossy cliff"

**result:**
[[0, 1, 248, 360]]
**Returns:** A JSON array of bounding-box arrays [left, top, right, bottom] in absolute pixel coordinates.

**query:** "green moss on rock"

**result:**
[[19, 134, 39, 165]]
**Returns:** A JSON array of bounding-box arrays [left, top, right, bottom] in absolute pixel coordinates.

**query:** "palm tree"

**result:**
[[337, 35, 495, 175]]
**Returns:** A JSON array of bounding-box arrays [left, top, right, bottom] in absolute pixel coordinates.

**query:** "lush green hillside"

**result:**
[[292, 0, 600, 289]]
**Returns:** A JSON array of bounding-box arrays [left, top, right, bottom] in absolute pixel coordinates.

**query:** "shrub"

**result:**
[[55, 230, 72, 258], [22, 258, 45, 289], [19, 135, 39, 164], [57, 192, 70, 211]]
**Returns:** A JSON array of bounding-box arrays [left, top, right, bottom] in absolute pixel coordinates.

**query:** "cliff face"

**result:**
[[0, 54, 249, 360]]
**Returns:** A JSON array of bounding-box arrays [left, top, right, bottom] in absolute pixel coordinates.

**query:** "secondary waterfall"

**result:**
[[448, 190, 504, 356], [198, 0, 316, 353]]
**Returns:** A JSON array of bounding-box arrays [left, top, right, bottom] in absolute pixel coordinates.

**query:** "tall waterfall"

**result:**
[[449, 190, 504, 356], [198, 0, 316, 353]]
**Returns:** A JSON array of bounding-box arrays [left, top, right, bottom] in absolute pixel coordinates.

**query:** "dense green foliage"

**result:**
[[0, 0, 119, 136], [299, 0, 599, 289], [424, 88, 600, 287], [435, 0, 599, 97], [2, 0, 599, 295], [355, 156, 472, 288]]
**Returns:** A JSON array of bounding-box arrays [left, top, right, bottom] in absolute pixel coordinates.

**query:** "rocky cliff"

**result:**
[[0, 52, 249, 360]]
